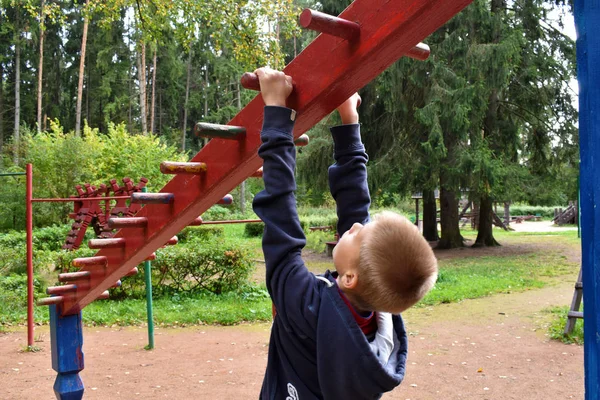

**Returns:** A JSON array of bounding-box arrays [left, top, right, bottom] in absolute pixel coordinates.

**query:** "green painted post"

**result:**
[[0, 172, 26, 177], [142, 187, 155, 350]]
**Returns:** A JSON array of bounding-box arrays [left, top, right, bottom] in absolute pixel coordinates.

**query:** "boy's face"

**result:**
[[333, 222, 372, 277]]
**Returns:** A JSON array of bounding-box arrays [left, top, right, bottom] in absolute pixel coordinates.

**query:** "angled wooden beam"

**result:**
[[58, 0, 473, 315]]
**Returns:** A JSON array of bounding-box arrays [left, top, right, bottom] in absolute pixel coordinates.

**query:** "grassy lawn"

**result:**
[[0, 226, 581, 329]]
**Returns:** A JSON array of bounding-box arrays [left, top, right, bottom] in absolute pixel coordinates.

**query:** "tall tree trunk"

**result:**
[[13, 9, 21, 165], [128, 72, 132, 133], [75, 0, 89, 136], [150, 47, 157, 134], [503, 202, 510, 226], [0, 62, 4, 163], [437, 170, 463, 249], [159, 89, 162, 135], [137, 41, 148, 134], [474, 195, 500, 247], [473, 0, 505, 247], [37, 0, 45, 133], [422, 189, 439, 241], [181, 50, 192, 151]]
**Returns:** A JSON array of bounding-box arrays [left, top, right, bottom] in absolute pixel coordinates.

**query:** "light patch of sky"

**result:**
[[548, 7, 578, 109]]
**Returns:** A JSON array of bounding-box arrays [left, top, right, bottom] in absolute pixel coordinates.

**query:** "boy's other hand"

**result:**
[[254, 67, 293, 107], [336, 93, 361, 125]]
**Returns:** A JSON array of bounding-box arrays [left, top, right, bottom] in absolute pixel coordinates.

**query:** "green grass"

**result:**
[[0, 228, 581, 329], [421, 252, 577, 306], [545, 306, 584, 345], [1, 286, 272, 328]]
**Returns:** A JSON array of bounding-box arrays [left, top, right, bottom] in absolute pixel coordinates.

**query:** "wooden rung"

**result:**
[[37, 296, 64, 306], [160, 161, 208, 175], [97, 291, 110, 300], [46, 284, 78, 296], [568, 311, 584, 319], [124, 267, 139, 277], [145, 253, 156, 261], [165, 236, 178, 246], [217, 194, 234, 205], [72, 256, 107, 268], [189, 216, 203, 226], [407, 42, 431, 61], [299, 9, 361, 41], [108, 217, 148, 229], [251, 168, 263, 178], [193, 122, 246, 139], [294, 134, 310, 147], [111, 280, 122, 289], [89, 238, 126, 249], [131, 192, 175, 205]]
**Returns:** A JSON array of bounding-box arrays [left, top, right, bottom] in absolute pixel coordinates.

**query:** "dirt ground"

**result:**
[[0, 222, 584, 399]]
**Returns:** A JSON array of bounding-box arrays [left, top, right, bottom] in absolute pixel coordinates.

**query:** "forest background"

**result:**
[[0, 0, 579, 250]]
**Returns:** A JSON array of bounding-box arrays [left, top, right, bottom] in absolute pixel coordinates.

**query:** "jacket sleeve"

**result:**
[[252, 106, 319, 334], [328, 124, 371, 236]]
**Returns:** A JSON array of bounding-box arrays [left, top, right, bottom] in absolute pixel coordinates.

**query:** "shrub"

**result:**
[[2, 121, 185, 230], [244, 222, 264, 237], [54, 248, 97, 274], [115, 239, 254, 297], [299, 215, 338, 233], [202, 205, 233, 221], [510, 205, 558, 219], [177, 226, 224, 243]]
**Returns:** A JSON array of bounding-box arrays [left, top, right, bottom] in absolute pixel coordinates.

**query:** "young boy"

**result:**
[[252, 67, 438, 400]]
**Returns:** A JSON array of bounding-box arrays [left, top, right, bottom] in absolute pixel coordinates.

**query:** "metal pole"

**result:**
[[0, 172, 26, 177], [574, 2, 600, 397], [26, 163, 34, 347], [142, 187, 155, 350]]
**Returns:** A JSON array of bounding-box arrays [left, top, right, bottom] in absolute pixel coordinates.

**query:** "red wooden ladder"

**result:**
[[39, 0, 473, 317]]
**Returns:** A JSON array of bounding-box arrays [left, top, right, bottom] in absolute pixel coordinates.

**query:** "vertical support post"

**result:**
[[26, 163, 34, 348], [415, 198, 420, 226], [574, 2, 600, 398], [49, 305, 84, 399], [142, 187, 155, 350]]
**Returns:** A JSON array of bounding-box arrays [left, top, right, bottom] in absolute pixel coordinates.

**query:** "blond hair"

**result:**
[[351, 211, 438, 313]]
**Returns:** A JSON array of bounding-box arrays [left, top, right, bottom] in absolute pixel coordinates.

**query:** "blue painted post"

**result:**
[[574, 2, 600, 398], [49, 305, 84, 400]]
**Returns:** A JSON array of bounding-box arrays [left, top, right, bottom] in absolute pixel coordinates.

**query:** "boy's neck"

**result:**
[[336, 283, 371, 316]]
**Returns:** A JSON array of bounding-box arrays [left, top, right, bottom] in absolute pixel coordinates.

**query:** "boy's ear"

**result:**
[[340, 271, 358, 290]]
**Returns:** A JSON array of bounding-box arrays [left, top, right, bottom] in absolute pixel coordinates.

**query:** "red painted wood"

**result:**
[[108, 217, 148, 229], [46, 284, 78, 296], [59, 271, 91, 282], [251, 167, 264, 178], [59, 0, 473, 315], [37, 296, 64, 306], [217, 194, 234, 205], [299, 9, 361, 41], [131, 193, 174, 204], [160, 162, 208, 175], [89, 238, 126, 249], [295, 134, 310, 147], [165, 236, 178, 246], [72, 256, 107, 268]]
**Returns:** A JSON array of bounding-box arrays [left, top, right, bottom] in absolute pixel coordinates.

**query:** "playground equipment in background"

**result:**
[[63, 177, 149, 250], [35, 1, 489, 397], [553, 201, 579, 226], [565, 266, 583, 335]]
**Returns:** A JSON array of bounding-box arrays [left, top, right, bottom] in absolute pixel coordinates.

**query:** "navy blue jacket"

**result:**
[[253, 106, 408, 400]]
